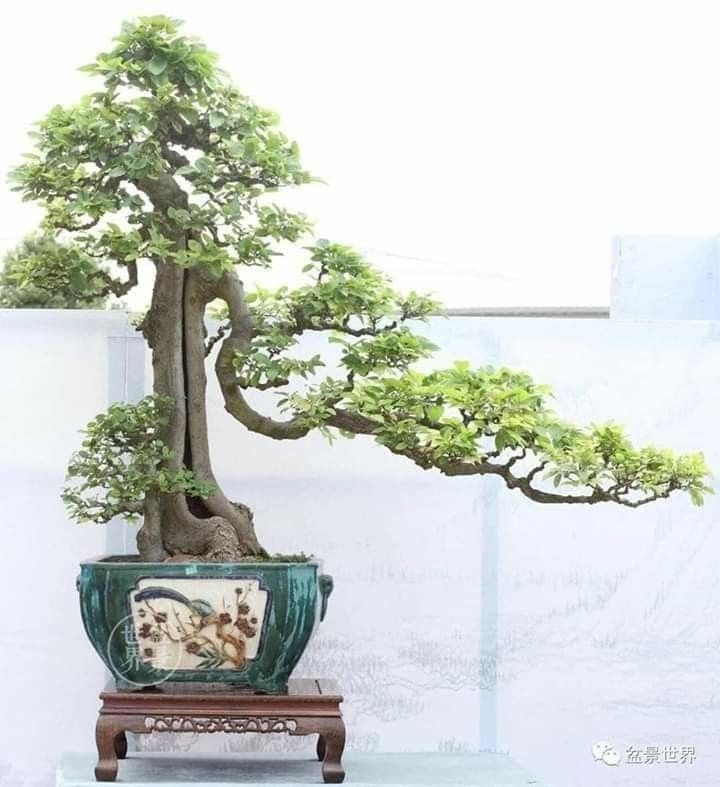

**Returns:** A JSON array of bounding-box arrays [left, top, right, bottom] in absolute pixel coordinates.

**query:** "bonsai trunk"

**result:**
[[137, 260, 266, 562]]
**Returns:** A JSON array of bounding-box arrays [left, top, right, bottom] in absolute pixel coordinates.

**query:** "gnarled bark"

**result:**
[[135, 173, 266, 561], [141, 260, 265, 561], [183, 269, 265, 556], [136, 490, 167, 562]]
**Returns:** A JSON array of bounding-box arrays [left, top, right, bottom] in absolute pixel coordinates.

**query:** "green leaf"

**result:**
[[690, 488, 705, 506], [426, 405, 443, 422], [146, 54, 168, 76], [69, 269, 87, 291]]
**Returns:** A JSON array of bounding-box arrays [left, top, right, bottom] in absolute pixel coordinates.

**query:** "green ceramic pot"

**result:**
[[77, 556, 333, 693]]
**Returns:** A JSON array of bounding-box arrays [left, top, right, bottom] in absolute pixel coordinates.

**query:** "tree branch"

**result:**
[[288, 314, 399, 339], [97, 261, 139, 297], [213, 270, 310, 440], [322, 409, 668, 508], [205, 319, 230, 357], [122, 500, 145, 514]]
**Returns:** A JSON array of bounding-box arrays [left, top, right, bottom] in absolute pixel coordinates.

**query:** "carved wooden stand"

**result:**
[[94, 679, 346, 784]]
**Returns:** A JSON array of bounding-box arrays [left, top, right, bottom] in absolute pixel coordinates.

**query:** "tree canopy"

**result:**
[[9, 16, 711, 553]]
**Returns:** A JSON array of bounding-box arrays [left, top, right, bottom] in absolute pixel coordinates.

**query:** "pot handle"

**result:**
[[319, 574, 334, 622]]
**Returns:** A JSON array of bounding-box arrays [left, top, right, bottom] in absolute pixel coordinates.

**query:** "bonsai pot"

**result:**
[[77, 556, 333, 693]]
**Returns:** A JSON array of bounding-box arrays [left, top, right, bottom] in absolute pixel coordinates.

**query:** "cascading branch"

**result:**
[[222, 241, 712, 509], [11, 16, 712, 562]]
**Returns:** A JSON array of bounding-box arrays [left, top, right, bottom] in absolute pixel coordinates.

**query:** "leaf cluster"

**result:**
[[226, 242, 439, 389], [0, 233, 110, 309], [63, 395, 213, 523], [10, 16, 314, 278], [290, 361, 713, 506]]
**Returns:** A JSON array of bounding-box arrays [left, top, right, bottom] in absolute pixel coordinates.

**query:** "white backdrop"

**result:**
[[6, 1, 720, 310], [1, 305, 718, 786], [0, 311, 126, 787]]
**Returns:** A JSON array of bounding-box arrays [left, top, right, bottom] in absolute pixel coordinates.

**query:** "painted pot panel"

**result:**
[[129, 577, 269, 670]]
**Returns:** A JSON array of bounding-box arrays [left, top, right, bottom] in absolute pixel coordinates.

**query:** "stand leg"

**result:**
[[320, 720, 346, 784], [114, 731, 128, 760], [95, 715, 123, 782], [316, 734, 326, 761]]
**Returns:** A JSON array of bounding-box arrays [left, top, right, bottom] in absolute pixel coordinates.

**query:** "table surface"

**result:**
[[57, 752, 548, 787], [102, 679, 342, 701]]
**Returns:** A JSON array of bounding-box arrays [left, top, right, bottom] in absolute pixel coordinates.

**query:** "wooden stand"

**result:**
[[94, 679, 346, 784]]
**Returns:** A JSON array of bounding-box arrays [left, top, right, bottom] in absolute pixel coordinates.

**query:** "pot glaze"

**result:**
[[77, 556, 333, 693]]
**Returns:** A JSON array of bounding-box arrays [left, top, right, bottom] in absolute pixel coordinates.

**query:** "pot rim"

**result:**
[[79, 553, 322, 568]]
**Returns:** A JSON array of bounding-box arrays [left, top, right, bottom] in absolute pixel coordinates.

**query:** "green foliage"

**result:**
[[10, 16, 313, 277], [337, 329, 437, 376], [63, 396, 213, 524], [294, 243, 439, 327], [10, 16, 710, 516], [287, 361, 713, 506], [223, 242, 439, 389], [538, 422, 712, 504], [0, 233, 109, 309]]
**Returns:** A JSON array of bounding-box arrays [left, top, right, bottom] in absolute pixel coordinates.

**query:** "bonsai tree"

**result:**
[[0, 232, 115, 308], [11, 17, 712, 562]]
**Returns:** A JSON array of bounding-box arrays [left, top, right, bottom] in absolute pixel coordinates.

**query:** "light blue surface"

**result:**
[[56, 753, 547, 787], [611, 235, 720, 319], [106, 322, 146, 555], [477, 333, 501, 752]]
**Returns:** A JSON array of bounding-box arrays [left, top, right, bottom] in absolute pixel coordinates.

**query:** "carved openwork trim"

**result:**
[[96, 680, 345, 783], [143, 715, 297, 733]]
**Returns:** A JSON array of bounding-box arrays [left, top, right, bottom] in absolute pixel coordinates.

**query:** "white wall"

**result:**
[[0, 311, 130, 787], [612, 236, 720, 320], [1, 308, 718, 786]]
